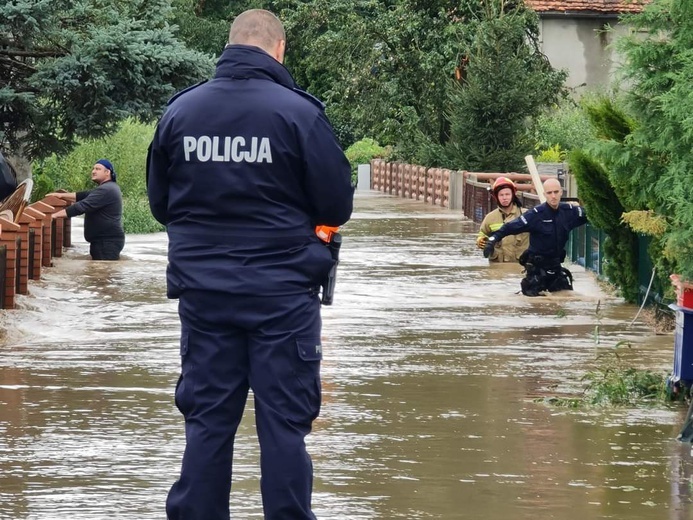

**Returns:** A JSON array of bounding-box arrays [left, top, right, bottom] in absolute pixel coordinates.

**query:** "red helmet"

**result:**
[[491, 177, 517, 200]]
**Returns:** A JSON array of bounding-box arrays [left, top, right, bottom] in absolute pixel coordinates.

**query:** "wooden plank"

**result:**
[[525, 155, 547, 203]]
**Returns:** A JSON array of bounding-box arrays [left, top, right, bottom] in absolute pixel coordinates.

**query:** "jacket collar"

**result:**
[[214, 44, 297, 90]]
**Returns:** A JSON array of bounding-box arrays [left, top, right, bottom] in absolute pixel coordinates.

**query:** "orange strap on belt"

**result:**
[[315, 225, 339, 243]]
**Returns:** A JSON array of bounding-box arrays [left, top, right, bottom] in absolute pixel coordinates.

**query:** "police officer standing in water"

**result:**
[[146, 9, 354, 520], [484, 178, 587, 296]]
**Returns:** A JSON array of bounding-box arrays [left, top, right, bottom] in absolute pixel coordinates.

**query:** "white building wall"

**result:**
[[537, 17, 632, 93]]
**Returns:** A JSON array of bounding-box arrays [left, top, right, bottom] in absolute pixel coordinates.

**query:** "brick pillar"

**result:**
[[15, 212, 35, 295], [29, 201, 57, 268], [63, 215, 72, 248], [41, 196, 69, 259], [23, 207, 45, 280], [0, 217, 21, 309]]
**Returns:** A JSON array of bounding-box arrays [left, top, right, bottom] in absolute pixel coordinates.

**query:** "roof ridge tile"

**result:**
[[525, 0, 650, 13]]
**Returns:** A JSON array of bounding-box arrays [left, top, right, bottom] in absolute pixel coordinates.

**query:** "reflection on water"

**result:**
[[0, 192, 689, 519]]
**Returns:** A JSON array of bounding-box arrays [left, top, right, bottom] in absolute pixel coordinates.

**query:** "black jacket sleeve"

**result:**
[[300, 112, 354, 227], [146, 126, 170, 226]]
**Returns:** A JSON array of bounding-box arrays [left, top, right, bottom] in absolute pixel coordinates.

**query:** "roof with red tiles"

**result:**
[[525, 0, 649, 13]]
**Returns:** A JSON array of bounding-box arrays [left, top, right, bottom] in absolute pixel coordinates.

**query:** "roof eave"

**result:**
[[535, 9, 626, 17]]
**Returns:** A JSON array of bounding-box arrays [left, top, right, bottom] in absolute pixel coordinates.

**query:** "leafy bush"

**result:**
[[535, 144, 565, 162], [582, 343, 669, 406], [31, 119, 160, 234], [32, 118, 154, 199], [586, 0, 693, 283], [123, 197, 165, 234], [533, 99, 594, 152], [345, 138, 390, 177], [569, 148, 640, 302]]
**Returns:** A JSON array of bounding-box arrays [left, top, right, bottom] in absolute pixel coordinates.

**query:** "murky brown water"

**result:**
[[1, 191, 690, 519]]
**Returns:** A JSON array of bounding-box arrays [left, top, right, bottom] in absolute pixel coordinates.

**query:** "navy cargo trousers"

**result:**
[[166, 290, 323, 520]]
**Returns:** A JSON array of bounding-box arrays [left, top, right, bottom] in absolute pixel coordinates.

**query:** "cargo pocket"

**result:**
[[174, 327, 195, 417], [293, 338, 323, 423]]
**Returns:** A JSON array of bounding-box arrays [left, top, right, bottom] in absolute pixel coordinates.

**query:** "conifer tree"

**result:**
[[569, 149, 639, 302], [1, 0, 214, 164], [585, 0, 693, 285]]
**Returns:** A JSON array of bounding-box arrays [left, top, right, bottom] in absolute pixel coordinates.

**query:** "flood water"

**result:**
[[1, 190, 691, 519]]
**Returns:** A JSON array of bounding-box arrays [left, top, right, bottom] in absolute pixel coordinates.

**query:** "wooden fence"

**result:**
[[0, 194, 72, 310], [370, 159, 564, 222]]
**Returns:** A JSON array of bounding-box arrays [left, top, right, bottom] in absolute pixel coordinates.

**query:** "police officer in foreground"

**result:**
[[476, 177, 528, 262], [484, 178, 587, 296], [146, 9, 354, 520]]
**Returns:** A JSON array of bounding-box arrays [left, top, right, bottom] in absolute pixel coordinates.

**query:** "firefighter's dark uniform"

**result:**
[[487, 202, 587, 296], [146, 44, 354, 520]]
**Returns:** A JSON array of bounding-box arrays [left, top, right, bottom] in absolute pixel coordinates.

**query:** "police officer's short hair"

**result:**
[[228, 9, 285, 52]]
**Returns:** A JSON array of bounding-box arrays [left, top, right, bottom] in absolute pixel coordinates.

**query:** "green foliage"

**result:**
[[582, 343, 668, 406], [583, 96, 636, 143], [345, 138, 390, 175], [533, 99, 594, 152], [123, 197, 165, 234], [615, 0, 693, 281], [280, 0, 390, 149], [569, 150, 623, 232], [569, 149, 640, 302], [441, 3, 568, 171], [571, 0, 693, 285], [0, 0, 214, 161], [535, 145, 565, 163], [278, 0, 566, 169], [169, 0, 242, 56], [32, 119, 161, 234], [621, 210, 667, 236], [577, 94, 681, 297]]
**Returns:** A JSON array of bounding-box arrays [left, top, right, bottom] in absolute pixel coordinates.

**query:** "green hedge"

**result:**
[[32, 119, 160, 234]]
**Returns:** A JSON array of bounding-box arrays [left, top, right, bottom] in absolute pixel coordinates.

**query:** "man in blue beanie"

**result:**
[[49, 159, 125, 260]]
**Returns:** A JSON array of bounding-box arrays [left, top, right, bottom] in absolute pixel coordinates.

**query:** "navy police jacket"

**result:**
[[491, 202, 587, 262], [147, 45, 354, 297]]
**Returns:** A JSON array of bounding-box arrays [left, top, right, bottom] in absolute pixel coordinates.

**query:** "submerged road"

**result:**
[[0, 191, 689, 519]]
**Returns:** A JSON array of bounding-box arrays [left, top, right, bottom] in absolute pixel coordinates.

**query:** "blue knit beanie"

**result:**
[[96, 159, 116, 182]]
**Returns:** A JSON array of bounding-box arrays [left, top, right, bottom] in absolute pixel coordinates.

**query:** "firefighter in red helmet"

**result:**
[[476, 177, 528, 262]]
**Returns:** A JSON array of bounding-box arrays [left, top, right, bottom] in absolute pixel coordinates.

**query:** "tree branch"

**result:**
[[0, 56, 37, 74], [0, 48, 67, 58]]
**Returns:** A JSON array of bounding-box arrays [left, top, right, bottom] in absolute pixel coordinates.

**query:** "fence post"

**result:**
[[23, 206, 45, 280], [0, 244, 5, 309], [370, 159, 379, 191], [16, 212, 37, 295], [357, 164, 371, 191], [0, 217, 21, 309], [29, 201, 57, 267], [63, 215, 72, 248], [449, 170, 464, 211], [386, 162, 393, 195], [441, 169, 451, 208], [41, 195, 70, 259]]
